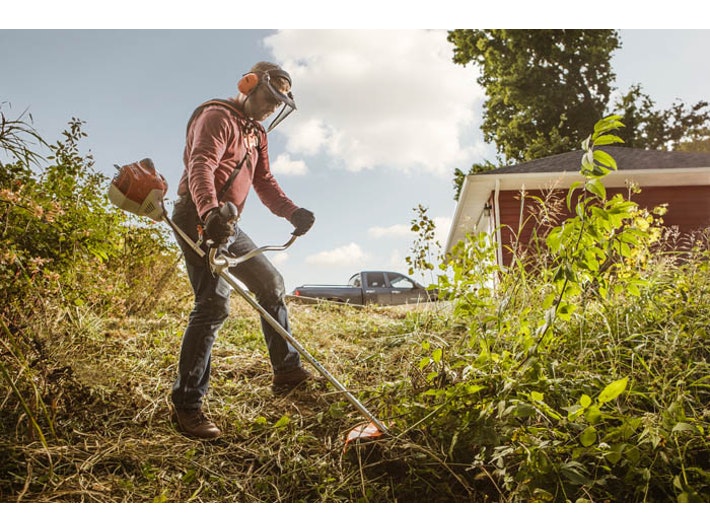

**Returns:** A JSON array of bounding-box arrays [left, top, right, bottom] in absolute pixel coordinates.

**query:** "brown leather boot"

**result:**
[[172, 407, 221, 439], [272, 365, 316, 393]]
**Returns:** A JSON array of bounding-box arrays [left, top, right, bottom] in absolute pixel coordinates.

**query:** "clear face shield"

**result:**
[[261, 70, 297, 133]]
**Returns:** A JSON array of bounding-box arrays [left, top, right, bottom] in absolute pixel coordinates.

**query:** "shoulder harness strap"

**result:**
[[185, 99, 257, 137], [186, 99, 260, 203]]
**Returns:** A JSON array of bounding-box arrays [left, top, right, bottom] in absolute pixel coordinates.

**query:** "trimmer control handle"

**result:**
[[208, 235, 298, 275], [218, 201, 239, 223]]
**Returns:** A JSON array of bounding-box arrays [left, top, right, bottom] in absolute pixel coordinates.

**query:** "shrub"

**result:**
[[401, 116, 709, 502]]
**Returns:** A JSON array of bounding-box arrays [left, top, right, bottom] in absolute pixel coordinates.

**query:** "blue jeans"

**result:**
[[171, 196, 301, 409]]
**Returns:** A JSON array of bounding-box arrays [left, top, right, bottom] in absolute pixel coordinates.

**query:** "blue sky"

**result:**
[[3, 10, 710, 292]]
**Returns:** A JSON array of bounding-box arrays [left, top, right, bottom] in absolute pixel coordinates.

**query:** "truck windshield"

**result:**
[[348, 274, 361, 287]]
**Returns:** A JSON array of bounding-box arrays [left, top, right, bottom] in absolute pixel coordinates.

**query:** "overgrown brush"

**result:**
[[397, 116, 710, 502], [1, 109, 193, 493]]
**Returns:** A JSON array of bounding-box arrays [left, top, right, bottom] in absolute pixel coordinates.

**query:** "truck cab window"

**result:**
[[367, 272, 385, 288], [388, 274, 415, 289]]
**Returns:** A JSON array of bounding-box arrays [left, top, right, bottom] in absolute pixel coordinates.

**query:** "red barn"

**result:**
[[446, 147, 710, 266]]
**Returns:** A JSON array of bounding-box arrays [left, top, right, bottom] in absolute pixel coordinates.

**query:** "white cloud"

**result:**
[[368, 224, 411, 239], [271, 252, 289, 265], [370, 217, 450, 244], [282, 118, 330, 156], [264, 30, 484, 174], [305, 242, 369, 266], [270, 153, 308, 176], [387, 249, 407, 271]]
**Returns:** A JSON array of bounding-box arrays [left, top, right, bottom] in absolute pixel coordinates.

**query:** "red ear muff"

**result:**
[[238, 72, 260, 95]]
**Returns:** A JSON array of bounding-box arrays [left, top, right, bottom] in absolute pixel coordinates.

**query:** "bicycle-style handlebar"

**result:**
[[208, 235, 298, 274]]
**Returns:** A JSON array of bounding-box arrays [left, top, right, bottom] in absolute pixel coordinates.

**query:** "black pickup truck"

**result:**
[[290, 271, 437, 306]]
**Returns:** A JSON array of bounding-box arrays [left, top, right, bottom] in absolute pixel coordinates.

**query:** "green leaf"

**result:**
[[598, 377, 628, 404], [605, 448, 623, 465], [581, 135, 591, 151], [593, 149, 617, 171], [585, 177, 606, 200], [671, 422, 695, 434], [513, 402, 536, 418], [580, 394, 592, 408], [592, 134, 624, 146], [556, 302, 576, 321], [575, 201, 586, 218], [584, 404, 602, 424], [560, 461, 591, 485], [566, 181, 582, 211], [627, 282, 641, 297], [624, 445, 641, 465], [593, 115, 624, 136], [530, 391, 544, 402], [181, 469, 197, 484], [546, 228, 562, 253], [581, 151, 595, 172], [273, 415, 291, 428], [567, 404, 585, 421], [580, 426, 597, 447]]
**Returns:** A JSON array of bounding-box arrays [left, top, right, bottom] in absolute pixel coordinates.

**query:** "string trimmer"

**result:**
[[108, 158, 387, 446]]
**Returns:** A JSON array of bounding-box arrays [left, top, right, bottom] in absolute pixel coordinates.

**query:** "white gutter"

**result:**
[[444, 176, 472, 252], [494, 178, 502, 268], [446, 166, 710, 254]]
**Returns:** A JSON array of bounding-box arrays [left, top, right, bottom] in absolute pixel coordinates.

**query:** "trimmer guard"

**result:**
[[344, 421, 386, 450]]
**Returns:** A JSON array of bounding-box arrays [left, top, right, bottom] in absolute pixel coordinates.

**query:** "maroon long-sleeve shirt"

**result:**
[[177, 100, 299, 221]]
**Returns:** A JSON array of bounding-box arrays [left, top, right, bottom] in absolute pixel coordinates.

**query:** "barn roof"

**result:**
[[446, 147, 710, 253]]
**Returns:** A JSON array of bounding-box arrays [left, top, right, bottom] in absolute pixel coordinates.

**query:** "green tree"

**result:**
[[447, 29, 620, 164], [677, 137, 710, 152], [448, 30, 710, 200], [612, 83, 710, 150]]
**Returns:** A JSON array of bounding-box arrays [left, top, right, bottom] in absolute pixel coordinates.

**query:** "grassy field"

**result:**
[[1, 282, 467, 502]]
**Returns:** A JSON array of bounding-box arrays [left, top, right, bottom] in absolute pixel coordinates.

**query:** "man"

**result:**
[[170, 61, 316, 439]]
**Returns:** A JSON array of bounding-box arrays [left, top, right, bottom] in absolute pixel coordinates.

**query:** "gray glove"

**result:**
[[203, 206, 235, 244], [290, 208, 315, 236]]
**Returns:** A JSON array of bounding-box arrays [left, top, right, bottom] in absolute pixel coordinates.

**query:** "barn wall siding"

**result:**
[[494, 185, 710, 266]]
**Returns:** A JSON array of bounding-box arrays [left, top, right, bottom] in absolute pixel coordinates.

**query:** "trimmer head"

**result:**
[[108, 158, 168, 221], [344, 421, 386, 451]]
